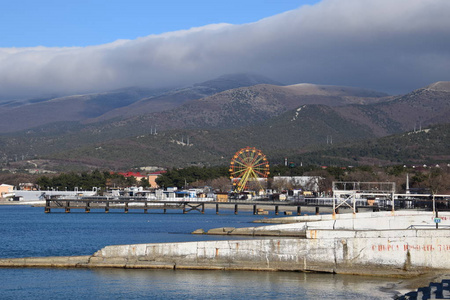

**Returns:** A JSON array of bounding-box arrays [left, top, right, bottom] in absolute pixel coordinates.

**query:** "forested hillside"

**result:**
[[0, 77, 448, 172]]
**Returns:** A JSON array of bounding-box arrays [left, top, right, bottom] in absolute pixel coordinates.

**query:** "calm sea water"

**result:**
[[0, 205, 402, 299]]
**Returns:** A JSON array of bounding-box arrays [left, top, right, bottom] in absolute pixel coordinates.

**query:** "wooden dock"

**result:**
[[43, 197, 381, 215]]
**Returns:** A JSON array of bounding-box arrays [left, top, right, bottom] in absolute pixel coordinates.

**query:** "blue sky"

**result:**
[[0, 0, 449, 99], [1, 0, 318, 47]]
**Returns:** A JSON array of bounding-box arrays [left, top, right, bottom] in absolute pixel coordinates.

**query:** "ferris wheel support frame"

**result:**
[[229, 147, 270, 193]]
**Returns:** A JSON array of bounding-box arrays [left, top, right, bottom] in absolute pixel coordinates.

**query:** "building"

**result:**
[[147, 171, 166, 188], [272, 176, 321, 192], [117, 172, 147, 182], [111, 170, 166, 188], [18, 183, 37, 191], [215, 192, 229, 202], [0, 184, 14, 198]]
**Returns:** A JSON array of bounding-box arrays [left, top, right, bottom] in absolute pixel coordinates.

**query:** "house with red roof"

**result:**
[[113, 170, 166, 188]]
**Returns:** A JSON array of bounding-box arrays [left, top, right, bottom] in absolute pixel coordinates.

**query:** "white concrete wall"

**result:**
[[92, 228, 450, 275], [14, 190, 96, 201], [94, 239, 309, 271], [224, 212, 448, 236], [307, 229, 450, 271], [265, 210, 450, 223]]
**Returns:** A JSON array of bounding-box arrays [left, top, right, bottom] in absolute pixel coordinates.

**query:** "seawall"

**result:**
[[89, 229, 450, 276], [202, 211, 450, 236], [1, 228, 450, 277], [1, 211, 449, 277]]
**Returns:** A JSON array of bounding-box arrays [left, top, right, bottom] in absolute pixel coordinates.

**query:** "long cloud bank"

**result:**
[[0, 0, 449, 99]]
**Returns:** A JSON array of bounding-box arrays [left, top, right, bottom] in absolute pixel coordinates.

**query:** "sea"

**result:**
[[0, 205, 412, 299]]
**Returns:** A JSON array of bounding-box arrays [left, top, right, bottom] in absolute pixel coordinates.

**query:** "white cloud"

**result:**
[[0, 0, 449, 99]]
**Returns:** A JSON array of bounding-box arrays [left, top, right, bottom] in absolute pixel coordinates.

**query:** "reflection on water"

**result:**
[[0, 205, 420, 299], [1, 268, 398, 299], [0, 206, 270, 258]]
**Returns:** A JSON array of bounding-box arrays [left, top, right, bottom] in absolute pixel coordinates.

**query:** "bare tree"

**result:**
[[246, 179, 267, 193], [302, 177, 319, 192], [425, 169, 450, 195], [305, 170, 333, 193], [344, 170, 378, 182], [210, 177, 232, 192], [290, 179, 303, 190], [191, 179, 207, 188], [271, 178, 292, 192]]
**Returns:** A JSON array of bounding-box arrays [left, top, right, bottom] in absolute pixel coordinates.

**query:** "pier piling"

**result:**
[[42, 197, 390, 215]]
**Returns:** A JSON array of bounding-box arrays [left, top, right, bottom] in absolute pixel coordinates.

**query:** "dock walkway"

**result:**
[[43, 197, 380, 215]]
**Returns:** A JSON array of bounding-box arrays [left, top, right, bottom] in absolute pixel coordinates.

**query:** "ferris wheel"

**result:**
[[229, 147, 270, 193]]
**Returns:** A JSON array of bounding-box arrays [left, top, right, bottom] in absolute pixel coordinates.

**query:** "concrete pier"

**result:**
[[200, 211, 450, 236], [1, 230, 449, 276], [1, 211, 450, 277], [87, 228, 450, 276]]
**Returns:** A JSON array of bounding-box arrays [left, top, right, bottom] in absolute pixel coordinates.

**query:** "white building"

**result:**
[[273, 176, 321, 192], [0, 184, 14, 198]]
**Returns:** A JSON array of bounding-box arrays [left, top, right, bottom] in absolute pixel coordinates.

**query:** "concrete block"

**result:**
[[207, 227, 235, 235]]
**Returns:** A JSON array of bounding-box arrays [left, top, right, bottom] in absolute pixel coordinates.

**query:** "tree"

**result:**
[[155, 166, 229, 189], [425, 169, 450, 195], [302, 177, 319, 192], [210, 177, 232, 192], [36, 176, 52, 189], [246, 179, 267, 193], [271, 178, 291, 192], [140, 177, 151, 189], [125, 176, 137, 187], [155, 172, 174, 188], [106, 174, 128, 189], [305, 170, 333, 193]]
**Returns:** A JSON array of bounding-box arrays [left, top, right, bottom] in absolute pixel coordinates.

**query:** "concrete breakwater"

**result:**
[[1, 212, 450, 277], [1, 229, 449, 276], [197, 210, 450, 237]]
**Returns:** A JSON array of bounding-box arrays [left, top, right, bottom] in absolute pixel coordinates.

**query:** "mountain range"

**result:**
[[0, 74, 281, 132], [0, 74, 449, 171]]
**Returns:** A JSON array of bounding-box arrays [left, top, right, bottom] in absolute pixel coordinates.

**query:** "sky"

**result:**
[[1, 0, 319, 48], [0, 0, 449, 99]]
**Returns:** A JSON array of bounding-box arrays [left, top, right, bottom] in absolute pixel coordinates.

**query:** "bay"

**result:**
[[0, 205, 404, 299]]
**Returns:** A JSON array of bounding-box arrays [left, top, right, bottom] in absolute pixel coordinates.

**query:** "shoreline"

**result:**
[[0, 236, 441, 278], [1, 212, 450, 276], [1, 208, 449, 297], [0, 200, 45, 206]]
